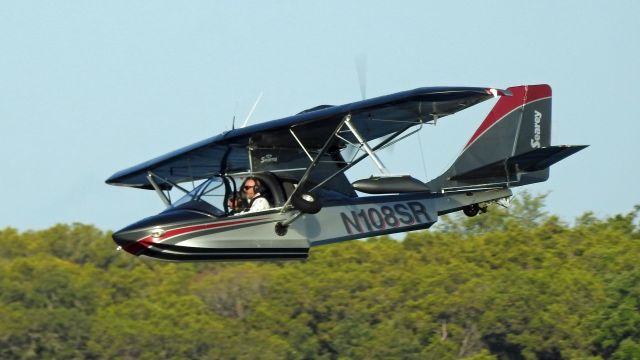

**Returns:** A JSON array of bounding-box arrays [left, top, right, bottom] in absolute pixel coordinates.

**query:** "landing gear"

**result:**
[[291, 192, 322, 214], [462, 203, 487, 217], [275, 191, 321, 236], [275, 211, 303, 236]]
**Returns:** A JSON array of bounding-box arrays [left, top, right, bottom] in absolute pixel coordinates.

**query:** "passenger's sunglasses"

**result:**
[[243, 185, 255, 190]]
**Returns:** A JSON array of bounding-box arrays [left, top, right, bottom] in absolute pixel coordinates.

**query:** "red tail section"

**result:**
[[464, 84, 552, 152], [426, 84, 585, 192]]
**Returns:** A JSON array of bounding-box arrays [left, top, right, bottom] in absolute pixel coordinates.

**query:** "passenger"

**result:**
[[241, 177, 271, 213], [226, 191, 245, 214]]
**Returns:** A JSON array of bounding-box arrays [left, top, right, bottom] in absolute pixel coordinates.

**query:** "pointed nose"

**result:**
[[112, 229, 149, 256], [112, 209, 209, 257], [112, 229, 132, 248]]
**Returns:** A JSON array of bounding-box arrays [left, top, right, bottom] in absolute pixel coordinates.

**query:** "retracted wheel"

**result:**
[[292, 192, 322, 214], [463, 203, 480, 217]]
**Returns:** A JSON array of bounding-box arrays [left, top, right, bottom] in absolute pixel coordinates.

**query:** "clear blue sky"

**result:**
[[1, 1, 638, 231]]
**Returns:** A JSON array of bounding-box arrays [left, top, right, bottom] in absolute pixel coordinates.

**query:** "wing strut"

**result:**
[[147, 172, 171, 207], [280, 115, 350, 213], [344, 115, 390, 175], [146, 171, 192, 207], [308, 122, 419, 193], [289, 128, 314, 161], [280, 114, 422, 215]]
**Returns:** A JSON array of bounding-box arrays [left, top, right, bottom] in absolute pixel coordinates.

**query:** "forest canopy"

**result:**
[[1, 193, 639, 359]]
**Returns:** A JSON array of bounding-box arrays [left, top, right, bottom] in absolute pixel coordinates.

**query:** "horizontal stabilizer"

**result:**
[[352, 175, 430, 194], [450, 145, 588, 182]]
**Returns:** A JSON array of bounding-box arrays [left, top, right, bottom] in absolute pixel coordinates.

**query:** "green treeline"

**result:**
[[1, 194, 639, 359]]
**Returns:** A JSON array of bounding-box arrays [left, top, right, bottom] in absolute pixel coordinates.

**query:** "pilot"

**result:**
[[241, 177, 271, 213]]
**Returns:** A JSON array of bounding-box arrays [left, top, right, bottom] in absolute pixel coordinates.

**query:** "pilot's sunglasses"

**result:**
[[243, 185, 254, 190]]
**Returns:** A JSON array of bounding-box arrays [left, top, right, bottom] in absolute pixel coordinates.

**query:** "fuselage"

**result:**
[[112, 189, 512, 261]]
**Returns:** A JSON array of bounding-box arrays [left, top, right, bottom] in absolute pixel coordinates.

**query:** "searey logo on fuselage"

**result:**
[[260, 154, 278, 164], [530, 110, 542, 148]]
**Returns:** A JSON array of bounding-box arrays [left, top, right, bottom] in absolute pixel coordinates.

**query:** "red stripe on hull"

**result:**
[[123, 218, 266, 255]]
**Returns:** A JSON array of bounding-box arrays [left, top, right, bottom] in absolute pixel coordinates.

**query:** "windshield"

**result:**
[[171, 176, 226, 216]]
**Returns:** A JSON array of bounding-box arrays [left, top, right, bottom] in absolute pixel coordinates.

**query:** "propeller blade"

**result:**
[[242, 92, 263, 128]]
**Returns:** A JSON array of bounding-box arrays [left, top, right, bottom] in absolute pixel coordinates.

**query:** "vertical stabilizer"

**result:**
[[427, 84, 555, 191]]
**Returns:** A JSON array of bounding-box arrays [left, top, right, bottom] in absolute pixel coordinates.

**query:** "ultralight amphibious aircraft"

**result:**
[[106, 84, 586, 261]]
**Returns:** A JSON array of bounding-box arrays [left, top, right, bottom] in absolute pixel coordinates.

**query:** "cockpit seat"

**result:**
[[251, 172, 287, 207]]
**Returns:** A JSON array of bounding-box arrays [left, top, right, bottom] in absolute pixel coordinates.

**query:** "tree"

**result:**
[[1, 197, 639, 359]]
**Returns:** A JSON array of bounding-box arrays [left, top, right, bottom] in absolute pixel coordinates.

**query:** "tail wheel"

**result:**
[[292, 192, 322, 214]]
